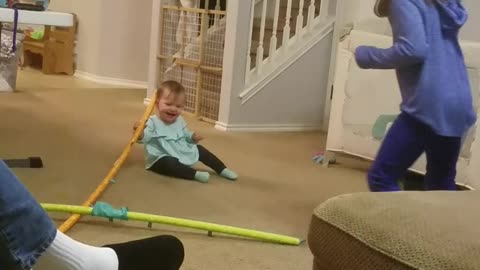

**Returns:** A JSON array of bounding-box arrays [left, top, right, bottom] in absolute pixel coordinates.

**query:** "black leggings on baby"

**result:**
[[148, 145, 226, 180]]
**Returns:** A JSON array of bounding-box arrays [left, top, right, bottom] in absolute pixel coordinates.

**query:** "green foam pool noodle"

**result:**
[[41, 203, 302, 246]]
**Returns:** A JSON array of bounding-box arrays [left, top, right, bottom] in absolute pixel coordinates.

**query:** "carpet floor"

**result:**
[[0, 69, 369, 270]]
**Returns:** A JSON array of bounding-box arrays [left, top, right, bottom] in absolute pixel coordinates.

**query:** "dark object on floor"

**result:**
[[457, 184, 471, 191], [401, 171, 470, 191], [12, 3, 44, 10], [3, 157, 43, 168], [402, 171, 425, 191]]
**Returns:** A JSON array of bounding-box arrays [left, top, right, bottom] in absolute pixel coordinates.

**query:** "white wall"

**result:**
[[341, 0, 479, 41], [96, 0, 153, 82], [225, 34, 333, 128], [216, 0, 334, 131], [341, 0, 391, 35], [48, 0, 153, 84], [462, 0, 480, 42], [48, 0, 72, 12], [73, 1, 102, 75]]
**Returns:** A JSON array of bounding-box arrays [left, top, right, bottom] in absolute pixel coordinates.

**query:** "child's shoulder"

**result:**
[[146, 115, 158, 125], [147, 115, 186, 129], [176, 115, 186, 124], [148, 115, 158, 121], [146, 115, 166, 129]]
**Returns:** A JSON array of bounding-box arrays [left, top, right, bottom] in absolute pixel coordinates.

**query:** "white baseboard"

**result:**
[[75, 70, 148, 89], [215, 122, 322, 132]]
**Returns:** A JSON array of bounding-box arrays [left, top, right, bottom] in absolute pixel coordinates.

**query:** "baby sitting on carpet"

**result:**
[[134, 80, 237, 183]]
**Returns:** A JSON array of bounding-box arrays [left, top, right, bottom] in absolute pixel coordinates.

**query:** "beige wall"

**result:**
[[96, 0, 153, 82], [48, 0, 72, 12], [48, 0, 153, 83], [225, 34, 333, 128], [462, 0, 480, 42], [216, 0, 334, 130]]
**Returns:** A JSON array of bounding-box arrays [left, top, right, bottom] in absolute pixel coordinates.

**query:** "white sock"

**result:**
[[34, 230, 119, 270]]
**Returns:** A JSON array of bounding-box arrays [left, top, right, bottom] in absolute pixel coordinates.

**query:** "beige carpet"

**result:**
[[0, 69, 369, 270]]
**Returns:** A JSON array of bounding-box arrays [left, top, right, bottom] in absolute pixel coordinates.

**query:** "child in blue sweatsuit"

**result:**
[[355, 0, 476, 191]]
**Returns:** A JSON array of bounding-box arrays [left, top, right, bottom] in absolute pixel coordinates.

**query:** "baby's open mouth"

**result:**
[[166, 112, 177, 117]]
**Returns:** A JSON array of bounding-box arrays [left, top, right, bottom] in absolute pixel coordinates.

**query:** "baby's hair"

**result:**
[[157, 80, 185, 98]]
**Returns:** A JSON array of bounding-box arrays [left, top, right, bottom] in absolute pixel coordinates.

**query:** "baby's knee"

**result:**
[[162, 157, 180, 168]]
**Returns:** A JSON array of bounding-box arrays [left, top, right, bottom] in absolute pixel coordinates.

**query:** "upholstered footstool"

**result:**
[[308, 191, 480, 270]]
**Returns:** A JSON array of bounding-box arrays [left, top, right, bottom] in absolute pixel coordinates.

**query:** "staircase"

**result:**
[[147, 0, 338, 131], [241, 0, 335, 100], [250, 0, 321, 68], [214, 0, 337, 132]]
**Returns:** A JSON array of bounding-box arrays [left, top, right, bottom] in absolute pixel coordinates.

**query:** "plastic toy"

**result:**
[[312, 151, 336, 164], [59, 91, 158, 233], [43, 202, 302, 246], [3, 156, 43, 168]]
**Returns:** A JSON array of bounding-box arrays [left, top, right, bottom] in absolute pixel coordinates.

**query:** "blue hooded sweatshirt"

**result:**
[[355, 0, 476, 137]]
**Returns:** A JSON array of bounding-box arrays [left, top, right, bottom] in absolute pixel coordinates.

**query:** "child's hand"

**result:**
[[133, 121, 141, 131], [192, 133, 204, 143], [133, 121, 145, 139]]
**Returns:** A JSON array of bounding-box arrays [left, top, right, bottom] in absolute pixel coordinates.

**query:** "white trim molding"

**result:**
[[239, 18, 335, 104], [75, 70, 148, 89], [143, 97, 152, 105], [215, 121, 322, 132]]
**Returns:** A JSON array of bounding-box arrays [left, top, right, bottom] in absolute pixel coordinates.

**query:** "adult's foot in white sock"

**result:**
[[34, 231, 184, 270], [34, 230, 118, 270]]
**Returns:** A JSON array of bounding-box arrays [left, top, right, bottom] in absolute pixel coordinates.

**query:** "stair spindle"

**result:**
[[214, 0, 221, 25], [245, 0, 256, 79], [307, 0, 316, 30], [269, 0, 281, 57], [282, 0, 292, 49], [319, 0, 330, 22], [296, 0, 305, 37], [256, 0, 268, 73]]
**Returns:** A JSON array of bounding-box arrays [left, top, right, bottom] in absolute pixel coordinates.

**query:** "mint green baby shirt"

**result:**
[[139, 116, 199, 169]]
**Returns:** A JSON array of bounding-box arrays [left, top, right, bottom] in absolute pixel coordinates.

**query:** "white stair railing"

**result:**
[[296, 0, 305, 37], [282, 0, 292, 52], [269, 0, 281, 59], [214, 0, 221, 25], [307, 0, 316, 30], [256, 0, 268, 73], [245, 0, 334, 85], [245, 0, 256, 83]]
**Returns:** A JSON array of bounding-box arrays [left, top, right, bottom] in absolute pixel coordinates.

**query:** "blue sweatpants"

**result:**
[[368, 112, 462, 192], [0, 161, 56, 270]]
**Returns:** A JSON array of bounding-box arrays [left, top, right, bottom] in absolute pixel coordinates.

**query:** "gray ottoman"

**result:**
[[308, 191, 480, 270]]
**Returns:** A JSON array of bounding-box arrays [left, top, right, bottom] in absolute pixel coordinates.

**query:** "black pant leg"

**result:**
[[197, 145, 226, 174], [148, 156, 196, 180]]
